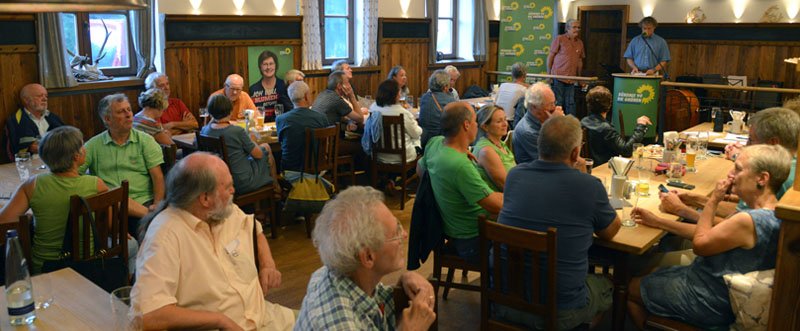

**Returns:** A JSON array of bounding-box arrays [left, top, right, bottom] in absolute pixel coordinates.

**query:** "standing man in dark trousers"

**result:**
[[547, 19, 584, 116]]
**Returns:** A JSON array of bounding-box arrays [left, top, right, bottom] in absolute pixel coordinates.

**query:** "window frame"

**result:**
[[436, 0, 458, 60], [319, 0, 356, 66], [62, 11, 138, 77]]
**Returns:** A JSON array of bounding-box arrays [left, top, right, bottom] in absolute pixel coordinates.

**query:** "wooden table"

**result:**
[[0, 268, 117, 330], [681, 122, 749, 149], [0, 157, 48, 207], [460, 96, 493, 108], [173, 124, 280, 153], [591, 153, 732, 330]]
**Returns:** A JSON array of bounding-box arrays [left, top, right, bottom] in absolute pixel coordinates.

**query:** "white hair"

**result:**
[[444, 65, 460, 76], [144, 72, 167, 90], [312, 186, 386, 276], [525, 82, 551, 109], [287, 81, 310, 105]]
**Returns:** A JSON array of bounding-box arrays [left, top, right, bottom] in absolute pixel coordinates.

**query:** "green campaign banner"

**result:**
[[611, 74, 660, 138], [247, 46, 295, 86], [497, 0, 555, 84]]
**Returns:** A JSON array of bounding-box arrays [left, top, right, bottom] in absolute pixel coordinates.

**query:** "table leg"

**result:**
[[612, 252, 632, 330]]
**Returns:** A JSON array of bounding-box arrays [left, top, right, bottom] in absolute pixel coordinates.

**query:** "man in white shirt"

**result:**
[[495, 62, 529, 122], [132, 152, 294, 331]]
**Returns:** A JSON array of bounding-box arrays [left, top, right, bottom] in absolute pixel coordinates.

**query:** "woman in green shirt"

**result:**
[[0, 126, 108, 273], [473, 105, 516, 191]]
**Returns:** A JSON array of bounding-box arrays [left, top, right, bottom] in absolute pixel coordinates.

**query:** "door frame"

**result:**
[[577, 5, 630, 69]]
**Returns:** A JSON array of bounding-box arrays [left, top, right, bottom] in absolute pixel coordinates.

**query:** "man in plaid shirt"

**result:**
[[295, 186, 436, 330]]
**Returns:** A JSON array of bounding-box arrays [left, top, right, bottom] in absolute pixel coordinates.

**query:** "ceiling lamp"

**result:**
[[0, 0, 147, 12]]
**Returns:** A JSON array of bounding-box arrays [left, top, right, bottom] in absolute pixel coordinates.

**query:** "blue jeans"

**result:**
[[552, 80, 576, 116], [445, 236, 481, 267]]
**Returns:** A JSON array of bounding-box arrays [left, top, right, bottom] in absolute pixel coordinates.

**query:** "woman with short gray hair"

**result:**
[[0, 126, 110, 274], [418, 69, 457, 148], [135, 88, 174, 145]]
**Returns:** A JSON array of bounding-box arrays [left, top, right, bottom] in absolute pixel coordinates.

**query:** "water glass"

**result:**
[[15, 151, 31, 182], [667, 161, 684, 183], [111, 286, 142, 331], [406, 95, 415, 109], [697, 131, 710, 160], [34, 273, 53, 310], [621, 182, 639, 227], [585, 158, 594, 174]]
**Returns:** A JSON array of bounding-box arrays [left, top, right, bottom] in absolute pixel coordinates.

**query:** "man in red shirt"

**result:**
[[547, 19, 585, 116], [145, 72, 199, 135]]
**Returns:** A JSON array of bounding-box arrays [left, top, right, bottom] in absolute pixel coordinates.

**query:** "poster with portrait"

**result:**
[[496, 0, 556, 83], [247, 46, 295, 86]]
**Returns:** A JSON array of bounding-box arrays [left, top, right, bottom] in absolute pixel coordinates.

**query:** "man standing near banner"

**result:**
[[624, 16, 670, 76], [547, 19, 584, 116]]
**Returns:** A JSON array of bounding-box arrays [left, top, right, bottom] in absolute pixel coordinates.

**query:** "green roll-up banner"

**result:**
[[247, 46, 295, 86], [612, 74, 660, 138], [497, 0, 556, 83]]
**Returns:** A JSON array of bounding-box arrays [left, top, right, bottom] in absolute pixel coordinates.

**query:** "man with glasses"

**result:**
[[296, 186, 436, 330], [513, 82, 565, 164], [210, 74, 257, 120], [145, 72, 198, 135], [547, 19, 585, 116]]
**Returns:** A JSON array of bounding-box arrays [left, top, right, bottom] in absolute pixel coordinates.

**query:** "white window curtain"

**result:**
[[37, 13, 77, 88], [358, 0, 378, 66], [472, 0, 488, 62], [301, 0, 323, 70], [130, 0, 157, 78]]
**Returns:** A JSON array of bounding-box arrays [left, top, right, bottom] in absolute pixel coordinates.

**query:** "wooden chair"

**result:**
[[195, 132, 279, 238], [504, 129, 514, 155], [644, 315, 702, 331], [580, 126, 591, 159], [0, 215, 34, 276], [369, 114, 420, 210], [160, 143, 178, 175], [298, 126, 339, 237], [478, 214, 558, 331], [431, 239, 481, 301]]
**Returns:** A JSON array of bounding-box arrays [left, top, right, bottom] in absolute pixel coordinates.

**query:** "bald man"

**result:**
[[4, 83, 65, 160], [210, 74, 257, 121]]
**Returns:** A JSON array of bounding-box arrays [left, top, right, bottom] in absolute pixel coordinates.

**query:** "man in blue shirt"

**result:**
[[498, 115, 620, 330], [512, 82, 564, 164], [276, 81, 331, 172], [624, 16, 670, 75]]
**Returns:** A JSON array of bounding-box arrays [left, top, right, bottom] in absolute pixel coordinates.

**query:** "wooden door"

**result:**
[[577, 6, 629, 79]]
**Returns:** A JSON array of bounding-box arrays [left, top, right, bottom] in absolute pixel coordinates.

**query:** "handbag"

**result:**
[[41, 196, 128, 292], [283, 175, 331, 213]]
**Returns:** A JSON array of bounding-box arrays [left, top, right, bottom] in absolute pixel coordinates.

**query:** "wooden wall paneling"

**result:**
[[0, 52, 38, 121], [487, 39, 498, 84], [47, 89, 142, 139], [301, 72, 329, 103], [379, 40, 430, 98]]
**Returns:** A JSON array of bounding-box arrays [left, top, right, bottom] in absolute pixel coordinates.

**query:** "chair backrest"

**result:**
[[160, 143, 178, 174], [373, 114, 407, 163], [580, 126, 591, 159], [303, 125, 339, 175], [195, 132, 230, 163], [479, 215, 558, 331], [504, 130, 514, 155], [68, 180, 129, 263]]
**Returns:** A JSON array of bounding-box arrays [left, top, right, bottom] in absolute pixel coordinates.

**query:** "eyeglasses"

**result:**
[[386, 221, 406, 242]]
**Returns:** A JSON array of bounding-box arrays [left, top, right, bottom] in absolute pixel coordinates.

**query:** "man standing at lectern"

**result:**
[[624, 16, 670, 76]]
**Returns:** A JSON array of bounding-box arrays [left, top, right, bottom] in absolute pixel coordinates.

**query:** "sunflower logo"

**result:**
[[513, 44, 525, 56], [542, 46, 550, 54], [545, 33, 552, 40], [513, 22, 522, 31], [505, 76, 513, 82], [528, 2, 536, 9], [510, 2, 519, 10], [284, 47, 291, 54], [540, 6, 553, 19], [538, 23, 545, 30], [637, 84, 656, 104], [533, 58, 544, 67], [505, 15, 513, 22]]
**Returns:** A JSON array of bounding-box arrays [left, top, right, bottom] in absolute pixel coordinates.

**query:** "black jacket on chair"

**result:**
[[580, 113, 647, 165], [407, 171, 443, 270]]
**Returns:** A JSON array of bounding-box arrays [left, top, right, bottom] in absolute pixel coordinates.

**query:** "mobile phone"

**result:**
[[658, 184, 670, 193], [667, 182, 696, 190]]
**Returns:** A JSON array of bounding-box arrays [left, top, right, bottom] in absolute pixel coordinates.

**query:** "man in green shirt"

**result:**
[[80, 93, 165, 235], [417, 101, 503, 265]]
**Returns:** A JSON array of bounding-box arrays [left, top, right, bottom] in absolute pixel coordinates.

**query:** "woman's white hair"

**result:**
[[312, 186, 387, 276]]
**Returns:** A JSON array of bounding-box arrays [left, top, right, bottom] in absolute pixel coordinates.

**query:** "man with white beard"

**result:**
[[132, 152, 295, 331]]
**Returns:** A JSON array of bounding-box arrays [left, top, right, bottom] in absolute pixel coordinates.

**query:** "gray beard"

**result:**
[[207, 196, 234, 226]]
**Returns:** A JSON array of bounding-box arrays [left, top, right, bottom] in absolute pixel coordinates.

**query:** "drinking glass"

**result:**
[[33, 272, 52, 310], [685, 134, 699, 173], [15, 151, 31, 181], [274, 104, 284, 117], [667, 160, 684, 183], [111, 286, 142, 331], [697, 131, 710, 160], [621, 182, 639, 227], [637, 159, 653, 197], [585, 158, 594, 174], [406, 95, 415, 109]]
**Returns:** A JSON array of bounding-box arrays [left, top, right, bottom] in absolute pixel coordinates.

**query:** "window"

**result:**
[[437, 0, 457, 59], [61, 12, 137, 77], [320, 0, 355, 65]]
